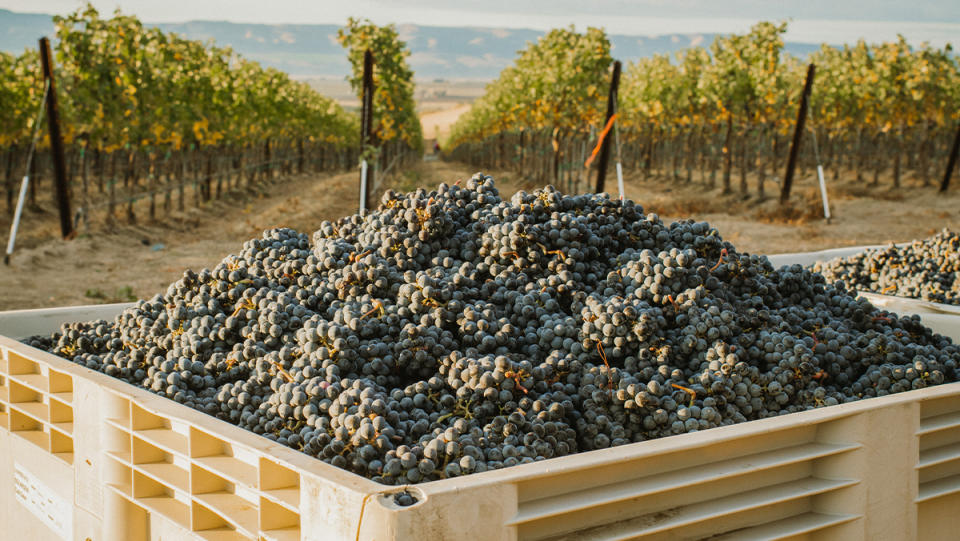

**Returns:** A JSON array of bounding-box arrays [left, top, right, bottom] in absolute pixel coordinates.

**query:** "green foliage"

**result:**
[[622, 22, 959, 138], [448, 26, 612, 145], [450, 20, 959, 154], [337, 18, 423, 152], [0, 3, 357, 152], [809, 36, 959, 131], [0, 49, 43, 146]]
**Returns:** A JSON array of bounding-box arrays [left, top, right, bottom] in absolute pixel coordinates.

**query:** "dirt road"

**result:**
[[420, 104, 472, 142]]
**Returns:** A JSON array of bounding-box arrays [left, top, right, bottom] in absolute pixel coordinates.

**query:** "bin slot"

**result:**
[[9, 406, 44, 431], [10, 401, 48, 424], [194, 492, 258, 537], [920, 429, 960, 458], [7, 351, 40, 377], [191, 428, 259, 488], [259, 527, 300, 541], [918, 441, 960, 469], [48, 369, 72, 395], [136, 462, 189, 494], [50, 421, 73, 435], [133, 470, 191, 529], [50, 428, 73, 463], [917, 474, 960, 502], [50, 391, 73, 403], [104, 453, 133, 496], [138, 494, 191, 530], [260, 496, 300, 536], [260, 458, 300, 509], [8, 408, 50, 451], [191, 499, 247, 539], [919, 394, 960, 422], [133, 436, 190, 493], [192, 464, 259, 537], [104, 423, 132, 462], [261, 487, 299, 512], [195, 456, 258, 489], [131, 403, 189, 456], [707, 511, 860, 540], [106, 417, 130, 432], [0, 373, 8, 402], [12, 427, 50, 451], [194, 528, 248, 541], [10, 373, 49, 395], [104, 391, 131, 428], [49, 398, 73, 432], [511, 441, 858, 526], [8, 379, 46, 409], [135, 427, 189, 457], [919, 410, 960, 436], [132, 402, 170, 429], [529, 477, 857, 541], [107, 449, 132, 464]]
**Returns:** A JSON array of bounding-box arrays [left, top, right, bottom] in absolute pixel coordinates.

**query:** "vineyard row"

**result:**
[[447, 123, 959, 195]]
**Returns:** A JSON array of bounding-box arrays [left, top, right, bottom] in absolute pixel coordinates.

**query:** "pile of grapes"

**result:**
[[813, 230, 959, 306], [24, 175, 960, 485]]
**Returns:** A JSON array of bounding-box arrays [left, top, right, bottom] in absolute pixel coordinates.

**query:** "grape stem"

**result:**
[[361, 300, 385, 319], [709, 248, 729, 272], [671, 383, 696, 406], [595, 341, 614, 396]]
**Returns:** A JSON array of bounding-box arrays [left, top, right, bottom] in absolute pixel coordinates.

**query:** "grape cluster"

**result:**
[[813, 230, 959, 305], [23, 175, 960, 485]]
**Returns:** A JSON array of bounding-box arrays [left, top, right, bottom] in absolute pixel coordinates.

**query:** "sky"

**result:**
[[2, 0, 959, 46]]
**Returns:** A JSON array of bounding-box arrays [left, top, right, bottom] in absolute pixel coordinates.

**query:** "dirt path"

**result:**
[[420, 104, 471, 142], [2, 159, 958, 310], [0, 162, 501, 310], [619, 177, 958, 255], [1, 170, 368, 310]]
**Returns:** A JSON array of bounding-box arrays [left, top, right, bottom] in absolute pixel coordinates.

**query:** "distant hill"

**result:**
[[0, 9, 820, 80], [0, 9, 53, 54]]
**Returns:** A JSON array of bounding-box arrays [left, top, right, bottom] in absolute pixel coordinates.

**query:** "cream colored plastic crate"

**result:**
[[1, 305, 960, 541], [769, 245, 960, 321], [766, 245, 891, 269]]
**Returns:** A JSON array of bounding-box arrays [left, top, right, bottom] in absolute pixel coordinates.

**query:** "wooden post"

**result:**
[[298, 138, 305, 174], [940, 122, 960, 193], [519, 129, 526, 173], [780, 63, 815, 205], [263, 139, 271, 182], [360, 49, 375, 211], [5, 146, 16, 214], [205, 150, 213, 200], [39, 37, 73, 239], [595, 60, 621, 194]]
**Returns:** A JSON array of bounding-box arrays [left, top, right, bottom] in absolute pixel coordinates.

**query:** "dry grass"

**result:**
[[832, 184, 907, 201], [752, 189, 826, 225], [647, 198, 723, 218]]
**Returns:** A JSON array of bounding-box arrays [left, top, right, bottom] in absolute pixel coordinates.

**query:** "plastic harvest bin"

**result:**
[[1, 304, 960, 541], [768, 245, 960, 322]]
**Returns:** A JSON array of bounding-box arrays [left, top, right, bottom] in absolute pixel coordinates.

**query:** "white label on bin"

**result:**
[[14, 462, 73, 540]]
